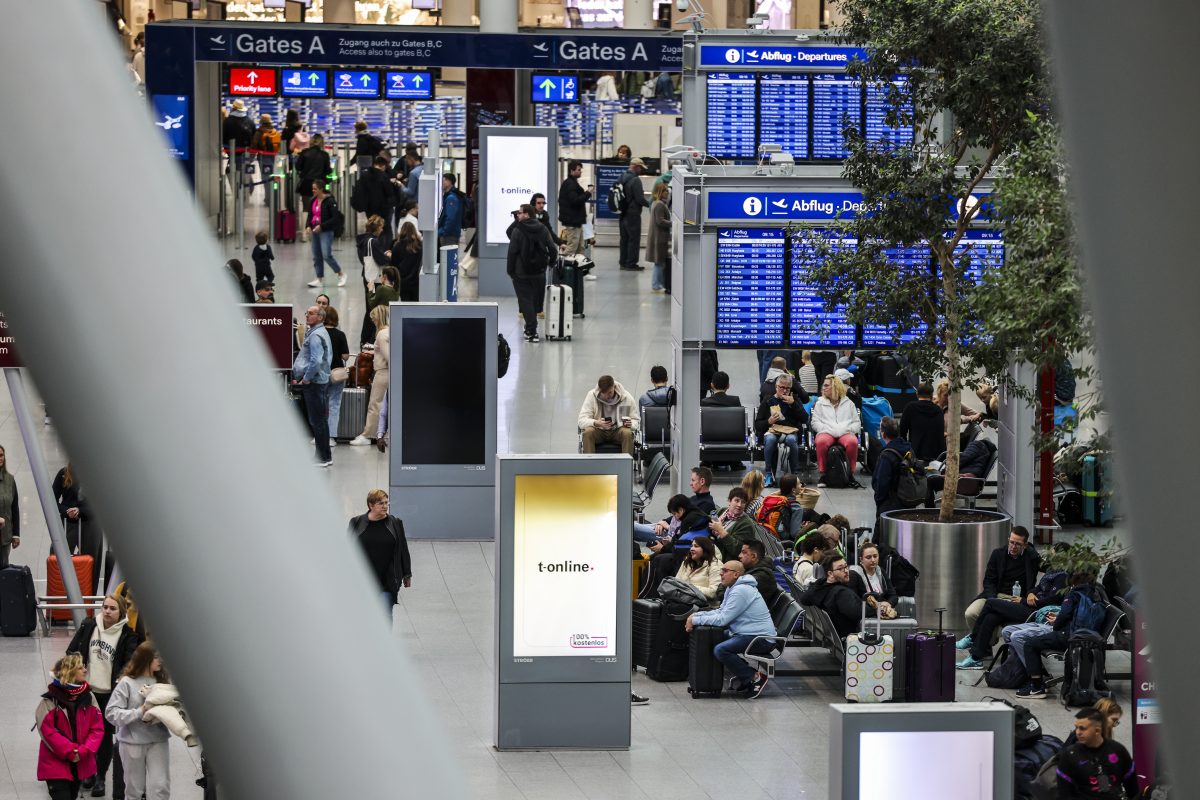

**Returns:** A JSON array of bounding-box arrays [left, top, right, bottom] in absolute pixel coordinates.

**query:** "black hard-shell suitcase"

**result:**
[[905, 607, 956, 702], [0, 564, 37, 636], [646, 603, 690, 682], [688, 625, 727, 697], [632, 598, 660, 670], [555, 256, 587, 318]]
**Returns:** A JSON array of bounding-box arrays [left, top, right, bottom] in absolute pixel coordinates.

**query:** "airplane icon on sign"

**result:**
[[155, 114, 183, 130], [533, 41, 549, 52], [209, 35, 225, 46]]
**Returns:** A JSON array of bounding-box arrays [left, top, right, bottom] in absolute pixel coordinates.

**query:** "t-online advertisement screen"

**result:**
[[485, 135, 548, 246], [512, 475, 618, 658], [858, 731, 994, 799]]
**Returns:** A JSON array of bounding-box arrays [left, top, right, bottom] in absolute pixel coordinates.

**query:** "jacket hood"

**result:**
[[908, 399, 943, 417], [764, 367, 789, 382], [678, 508, 709, 534], [43, 680, 91, 706], [516, 217, 547, 234], [733, 574, 757, 588]]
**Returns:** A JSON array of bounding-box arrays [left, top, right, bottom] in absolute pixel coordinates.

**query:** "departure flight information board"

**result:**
[[789, 230, 856, 347], [715, 228, 786, 346], [758, 73, 810, 161], [812, 72, 861, 159], [865, 77, 913, 150], [706, 72, 758, 160]]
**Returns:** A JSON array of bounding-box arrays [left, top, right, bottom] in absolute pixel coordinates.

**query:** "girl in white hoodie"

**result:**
[[106, 642, 170, 800], [810, 375, 862, 487]]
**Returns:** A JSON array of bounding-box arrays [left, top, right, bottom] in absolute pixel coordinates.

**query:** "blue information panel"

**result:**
[[531, 74, 579, 104], [385, 71, 433, 100], [698, 44, 867, 68], [865, 77, 913, 150], [953, 229, 1004, 284], [758, 73, 810, 160], [280, 68, 329, 98], [716, 229, 786, 346], [332, 70, 380, 98], [150, 95, 189, 161], [789, 230, 856, 347], [706, 72, 757, 160], [812, 72, 861, 159]]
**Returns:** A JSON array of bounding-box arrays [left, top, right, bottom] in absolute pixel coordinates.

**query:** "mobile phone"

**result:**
[[603, 416, 612, 423]]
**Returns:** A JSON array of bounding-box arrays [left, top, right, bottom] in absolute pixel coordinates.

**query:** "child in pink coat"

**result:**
[[36, 652, 105, 799]]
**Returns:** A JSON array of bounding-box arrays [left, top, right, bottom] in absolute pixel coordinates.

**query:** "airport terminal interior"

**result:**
[[0, 3, 1149, 799]]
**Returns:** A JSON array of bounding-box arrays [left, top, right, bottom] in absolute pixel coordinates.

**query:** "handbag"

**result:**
[[353, 345, 376, 387], [769, 424, 799, 436], [331, 366, 350, 383]]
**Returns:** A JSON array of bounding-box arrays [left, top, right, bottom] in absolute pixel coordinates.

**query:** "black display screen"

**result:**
[[400, 318, 487, 465]]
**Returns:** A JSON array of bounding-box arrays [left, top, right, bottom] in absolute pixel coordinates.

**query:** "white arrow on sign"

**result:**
[[308, 73, 319, 85], [539, 78, 556, 95], [247, 70, 258, 83], [413, 75, 423, 86], [360, 74, 371, 86]]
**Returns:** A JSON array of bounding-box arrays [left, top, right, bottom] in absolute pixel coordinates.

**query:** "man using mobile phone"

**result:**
[[558, 159, 591, 257], [578, 374, 638, 454]]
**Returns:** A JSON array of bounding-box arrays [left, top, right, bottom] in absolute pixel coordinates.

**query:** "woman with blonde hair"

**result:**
[[810, 374, 862, 488], [645, 182, 671, 292], [740, 470, 766, 518], [350, 305, 390, 448], [36, 652, 104, 800]]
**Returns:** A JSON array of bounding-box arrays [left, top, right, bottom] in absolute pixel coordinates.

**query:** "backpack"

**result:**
[[607, 180, 626, 214], [640, 79, 656, 99], [350, 176, 366, 212], [521, 229, 554, 274], [881, 447, 927, 507], [291, 130, 311, 153], [755, 494, 791, 537], [1068, 590, 1106, 635], [984, 647, 1030, 689], [1014, 735, 1065, 800], [497, 334, 510, 378], [657, 576, 708, 610], [874, 539, 919, 596], [985, 696, 1044, 749], [1060, 631, 1112, 707], [822, 444, 852, 488], [456, 188, 476, 229]]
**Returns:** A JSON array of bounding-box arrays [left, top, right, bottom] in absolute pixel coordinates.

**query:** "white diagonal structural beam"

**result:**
[[0, 7, 463, 799]]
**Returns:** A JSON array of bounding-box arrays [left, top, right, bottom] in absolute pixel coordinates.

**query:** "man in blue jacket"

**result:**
[[437, 173, 463, 248], [686, 561, 776, 698], [292, 305, 333, 467], [872, 415, 912, 518]]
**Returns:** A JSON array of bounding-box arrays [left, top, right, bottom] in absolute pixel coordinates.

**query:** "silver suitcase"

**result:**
[[336, 387, 369, 440], [544, 283, 573, 341]]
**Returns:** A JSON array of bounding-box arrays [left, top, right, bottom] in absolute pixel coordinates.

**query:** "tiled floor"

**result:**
[[0, 207, 1132, 798]]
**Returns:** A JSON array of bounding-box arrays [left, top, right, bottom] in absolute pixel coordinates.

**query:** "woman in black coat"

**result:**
[[390, 220, 423, 302], [53, 464, 104, 591], [848, 541, 898, 617], [347, 489, 412, 612]]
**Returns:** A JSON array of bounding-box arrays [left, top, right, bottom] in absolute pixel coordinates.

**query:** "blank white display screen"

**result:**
[[858, 731, 993, 799]]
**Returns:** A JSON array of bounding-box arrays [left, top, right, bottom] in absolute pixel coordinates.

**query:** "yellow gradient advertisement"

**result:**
[[513, 474, 619, 657]]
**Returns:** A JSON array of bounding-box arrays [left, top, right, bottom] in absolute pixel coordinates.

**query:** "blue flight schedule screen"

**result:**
[[758, 73, 810, 160], [860, 242, 931, 347], [716, 228, 786, 346], [953, 229, 1004, 284], [812, 73, 861, 160], [865, 77, 913, 150], [789, 230, 856, 347], [706, 73, 757, 160]]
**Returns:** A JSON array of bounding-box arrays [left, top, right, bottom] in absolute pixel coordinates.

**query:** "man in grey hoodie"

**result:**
[[578, 375, 639, 454]]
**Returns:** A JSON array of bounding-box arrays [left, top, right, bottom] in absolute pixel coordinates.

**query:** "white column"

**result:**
[[623, 0, 654, 29], [322, 0, 355, 23], [441, 0, 475, 26], [479, 0, 517, 33]]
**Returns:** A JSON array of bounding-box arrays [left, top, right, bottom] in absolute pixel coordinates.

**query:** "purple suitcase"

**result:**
[[904, 607, 956, 702], [276, 209, 296, 243]]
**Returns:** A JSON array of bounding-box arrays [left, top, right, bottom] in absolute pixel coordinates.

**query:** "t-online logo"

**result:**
[[725, 48, 741, 64], [537, 560, 593, 573]]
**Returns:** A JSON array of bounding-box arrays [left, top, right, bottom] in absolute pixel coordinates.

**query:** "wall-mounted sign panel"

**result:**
[[332, 70, 380, 98], [0, 311, 21, 368], [698, 44, 867, 68], [150, 94, 190, 161], [706, 190, 871, 222], [280, 68, 329, 97], [228, 66, 277, 96], [385, 71, 433, 99], [531, 74, 579, 104], [240, 304, 294, 370]]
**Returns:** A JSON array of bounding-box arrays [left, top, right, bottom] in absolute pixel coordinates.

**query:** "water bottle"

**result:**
[[1012, 581, 1021, 598]]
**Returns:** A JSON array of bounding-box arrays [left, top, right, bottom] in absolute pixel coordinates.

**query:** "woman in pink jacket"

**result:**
[[36, 652, 105, 800]]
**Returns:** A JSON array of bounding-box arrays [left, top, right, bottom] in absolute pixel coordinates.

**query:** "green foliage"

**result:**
[[1041, 536, 1127, 588]]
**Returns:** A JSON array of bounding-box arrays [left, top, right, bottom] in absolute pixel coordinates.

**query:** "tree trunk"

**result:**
[[939, 250, 962, 522]]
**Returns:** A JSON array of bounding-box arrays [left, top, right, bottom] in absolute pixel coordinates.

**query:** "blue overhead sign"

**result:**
[[707, 191, 873, 222], [333, 69, 380, 98], [699, 44, 867, 68], [280, 68, 328, 97], [385, 71, 432, 99], [531, 74, 578, 104], [187, 26, 684, 71]]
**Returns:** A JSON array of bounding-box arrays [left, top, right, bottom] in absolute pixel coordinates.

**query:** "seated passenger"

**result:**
[[899, 382, 946, 463], [579, 375, 638, 455], [632, 467, 713, 544], [741, 470, 766, 518], [684, 561, 775, 698], [688, 467, 716, 515], [1056, 708, 1138, 799], [963, 526, 1040, 630], [924, 434, 997, 507], [935, 379, 984, 427], [639, 365, 671, 409], [1063, 698, 1123, 747], [674, 536, 722, 602], [956, 567, 1067, 670], [708, 487, 755, 561], [640, 495, 709, 597], [810, 374, 862, 488], [792, 531, 828, 590], [799, 555, 868, 638], [754, 374, 808, 488], [700, 371, 741, 407], [1014, 571, 1104, 699], [834, 368, 862, 409], [738, 540, 782, 606], [848, 541, 898, 618]]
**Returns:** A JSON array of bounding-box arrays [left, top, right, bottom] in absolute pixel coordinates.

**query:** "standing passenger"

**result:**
[[0, 444, 20, 568], [305, 180, 347, 289], [557, 160, 592, 258], [617, 158, 649, 271], [645, 182, 671, 292], [348, 489, 413, 614], [106, 643, 171, 800]]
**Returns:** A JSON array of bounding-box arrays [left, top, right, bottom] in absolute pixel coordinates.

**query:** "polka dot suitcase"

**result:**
[[844, 602, 894, 703]]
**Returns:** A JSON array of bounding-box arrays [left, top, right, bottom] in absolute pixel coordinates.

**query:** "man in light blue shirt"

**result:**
[[686, 560, 776, 698], [292, 305, 333, 466]]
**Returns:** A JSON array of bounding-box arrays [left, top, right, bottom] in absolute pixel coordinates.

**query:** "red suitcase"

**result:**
[[275, 209, 296, 243], [46, 555, 94, 621]]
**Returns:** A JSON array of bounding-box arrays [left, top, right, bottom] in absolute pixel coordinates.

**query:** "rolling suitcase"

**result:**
[[646, 603, 690, 682], [275, 209, 296, 243], [845, 602, 894, 702], [1082, 452, 1113, 526], [632, 554, 650, 601], [688, 624, 727, 697], [0, 564, 37, 636], [905, 607, 956, 702], [557, 255, 587, 318], [336, 387, 369, 441], [876, 615, 918, 700], [543, 283, 573, 341], [632, 598, 660, 670], [47, 555, 95, 622]]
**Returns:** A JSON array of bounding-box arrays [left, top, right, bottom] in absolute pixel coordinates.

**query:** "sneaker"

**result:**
[[816, 481, 827, 489], [90, 779, 105, 797], [329, 440, 338, 447], [537, 311, 545, 318], [764, 473, 775, 488], [314, 460, 333, 468], [749, 675, 769, 699], [955, 634, 974, 651], [337, 273, 347, 287], [630, 693, 649, 706], [584, 273, 598, 281], [956, 655, 985, 670], [307, 278, 322, 288], [1016, 681, 1047, 699], [526, 334, 540, 343], [348, 435, 372, 446]]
